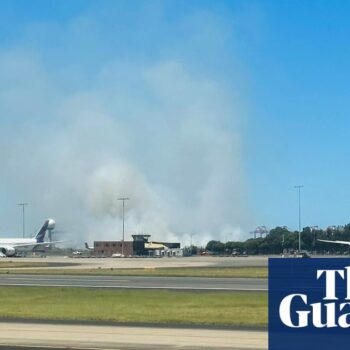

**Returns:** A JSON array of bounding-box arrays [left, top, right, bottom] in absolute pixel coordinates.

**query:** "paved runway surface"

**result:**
[[3, 256, 268, 269], [0, 322, 267, 349], [0, 274, 267, 291]]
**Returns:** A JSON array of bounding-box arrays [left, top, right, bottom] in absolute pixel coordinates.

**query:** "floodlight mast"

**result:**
[[118, 197, 130, 257], [18, 203, 28, 238], [294, 185, 304, 252]]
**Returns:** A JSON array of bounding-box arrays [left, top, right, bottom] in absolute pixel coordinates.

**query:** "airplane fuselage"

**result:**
[[0, 219, 57, 257], [0, 238, 38, 252]]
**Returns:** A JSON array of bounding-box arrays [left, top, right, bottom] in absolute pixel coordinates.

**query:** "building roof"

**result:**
[[145, 242, 166, 250]]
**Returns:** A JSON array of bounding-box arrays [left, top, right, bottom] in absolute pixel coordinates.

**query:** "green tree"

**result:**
[[206, 240, 225, 254]]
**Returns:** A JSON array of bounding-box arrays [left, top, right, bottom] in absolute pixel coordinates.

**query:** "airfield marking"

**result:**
[[0, 283, 267, 291]]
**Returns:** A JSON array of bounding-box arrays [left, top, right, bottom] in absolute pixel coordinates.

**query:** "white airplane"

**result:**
[[0, 218, 60, 257], [318, 239, 350, 246]]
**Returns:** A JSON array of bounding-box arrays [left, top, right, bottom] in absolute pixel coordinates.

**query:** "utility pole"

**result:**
[[18, 203, 28, 238], [294, 185, 304, 252], [190, 233, 193, 256], [118, 197, 129, 257]]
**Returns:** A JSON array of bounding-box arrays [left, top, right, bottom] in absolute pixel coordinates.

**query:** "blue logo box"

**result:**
[[269, 258, 350, 350]]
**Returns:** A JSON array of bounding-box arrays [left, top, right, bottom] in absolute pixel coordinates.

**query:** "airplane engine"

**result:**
[[1, 247, 16, 257]]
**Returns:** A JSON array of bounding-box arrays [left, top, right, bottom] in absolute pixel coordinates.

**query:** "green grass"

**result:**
[[0, 261, 78, 269], [0, 287, 267, 328], [0, 266, 268, 278], [0, 262, 52, 269]]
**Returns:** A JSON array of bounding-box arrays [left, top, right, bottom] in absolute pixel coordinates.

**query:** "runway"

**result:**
[[0, 274, 267, 291], [0, 322, 267, 349], [2, 256, 269, 269]]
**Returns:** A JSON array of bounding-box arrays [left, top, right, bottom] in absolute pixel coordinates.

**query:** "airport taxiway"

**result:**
[[2, 256, 268, 269], [0, 322, 267, 349], [0, 274, 267, 291]]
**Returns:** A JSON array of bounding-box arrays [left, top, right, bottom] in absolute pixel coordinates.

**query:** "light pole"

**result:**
[[294, 185, 304, 252], [18, 203, 28, 238], [118, 197, 129, 257], [190, 233, 193, 256]]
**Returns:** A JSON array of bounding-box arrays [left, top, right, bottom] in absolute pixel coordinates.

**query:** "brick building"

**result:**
[[94, 241, 133, 257]]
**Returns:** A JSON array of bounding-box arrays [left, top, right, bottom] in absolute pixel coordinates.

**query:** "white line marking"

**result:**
[[0, 283, 267, 291]]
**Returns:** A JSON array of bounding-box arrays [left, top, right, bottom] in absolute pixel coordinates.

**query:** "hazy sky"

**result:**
[[0, 1, 349, 243]]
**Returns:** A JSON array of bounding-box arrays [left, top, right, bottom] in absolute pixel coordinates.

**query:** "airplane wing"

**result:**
[[318, 239, 350, 246]]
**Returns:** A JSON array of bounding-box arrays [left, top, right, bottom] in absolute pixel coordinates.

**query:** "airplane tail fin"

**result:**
[[34, 220, 50, 243], [85, 242, 93, 250]]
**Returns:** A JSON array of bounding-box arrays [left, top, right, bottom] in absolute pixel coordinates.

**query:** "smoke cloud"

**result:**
[[0, 4, 251, 246]]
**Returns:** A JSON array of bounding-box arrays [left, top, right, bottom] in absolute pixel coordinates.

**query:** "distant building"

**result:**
[[93, 234, 182, 257], [132, 234, 151, 256], [94, 241, 133, 256], [145, 242, 183, 257]]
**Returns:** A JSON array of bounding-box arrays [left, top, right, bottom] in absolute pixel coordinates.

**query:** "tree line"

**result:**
[[204, 224, 350, 255]]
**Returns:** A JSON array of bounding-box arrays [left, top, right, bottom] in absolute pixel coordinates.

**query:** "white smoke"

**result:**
[[0, 6, 252, 246]]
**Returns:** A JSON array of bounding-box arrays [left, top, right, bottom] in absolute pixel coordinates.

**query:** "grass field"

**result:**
[[0, 262, 52, 269], [0, 287, 267, 328], [0, 261, 77, 269], [0, 266, 268, 278]]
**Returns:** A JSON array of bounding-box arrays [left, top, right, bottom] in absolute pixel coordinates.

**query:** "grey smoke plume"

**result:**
[[0, 9, 251, 246]]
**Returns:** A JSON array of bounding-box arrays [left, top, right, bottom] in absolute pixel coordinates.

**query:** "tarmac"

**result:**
[[0, 274, 267, 291], [2, 256, 269, 270], [0, 322, 267, 349]]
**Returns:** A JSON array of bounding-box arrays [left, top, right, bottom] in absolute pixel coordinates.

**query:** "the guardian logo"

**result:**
[[280, 267, 350, 328], [269, 258, 350, 350]]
